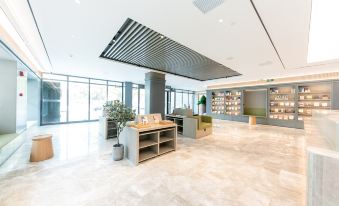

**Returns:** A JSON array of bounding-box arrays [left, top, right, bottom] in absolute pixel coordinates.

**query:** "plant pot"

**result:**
[[199, 104, 206, 114], [112, 144, 124, 161]]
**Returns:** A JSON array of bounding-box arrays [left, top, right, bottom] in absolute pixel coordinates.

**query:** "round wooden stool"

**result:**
[[249, 116, 257, 125], [30, 134, 54, 162]]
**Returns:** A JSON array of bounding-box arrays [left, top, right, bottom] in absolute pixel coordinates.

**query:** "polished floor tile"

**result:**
[[0, 120, 306, 206]]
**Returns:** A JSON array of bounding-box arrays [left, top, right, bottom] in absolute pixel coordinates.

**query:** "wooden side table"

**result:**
[[249, 116, 256, 125], [30, 134, 54, 162]]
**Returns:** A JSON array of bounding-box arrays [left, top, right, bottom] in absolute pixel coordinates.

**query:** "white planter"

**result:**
[[199, 104, 206, 114]]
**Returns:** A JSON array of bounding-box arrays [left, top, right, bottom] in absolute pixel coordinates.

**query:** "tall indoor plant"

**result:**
[[198, 95, 206, 114], [103, 101, 135, 161]]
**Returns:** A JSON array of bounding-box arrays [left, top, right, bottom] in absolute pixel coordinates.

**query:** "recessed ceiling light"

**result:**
[[218, 19, 223, 23], [75, 0, 80, 4], [160, 35, 164, 39], [258, 61, 273, 66]]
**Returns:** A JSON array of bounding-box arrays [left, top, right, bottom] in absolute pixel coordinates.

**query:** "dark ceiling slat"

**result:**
[[100, 18, 241, 81], [104, 20, 136, 56], [109, 25, 145, 58], [114, 28, 152, 60], [106, 22, 140, 57], [117, 31, 159, 62], [123, 32, 167, 63]]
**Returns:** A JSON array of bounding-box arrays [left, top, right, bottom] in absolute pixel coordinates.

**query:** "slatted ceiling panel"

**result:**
[[193, 0, 225, 14], [100, 18, 241, 81]]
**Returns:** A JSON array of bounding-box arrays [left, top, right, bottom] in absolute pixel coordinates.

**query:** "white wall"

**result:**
[[0, 60, 18, 134]]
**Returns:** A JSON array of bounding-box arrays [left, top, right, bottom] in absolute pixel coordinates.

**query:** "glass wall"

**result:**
[[132, 84, 145, 114], [166, 89, 195, 114], [41, 79, 68, 124], [108, 82, 123, 102], [41, 73, 123, 124], [90, 80, 107, 120], [68, 81, 89, 121]]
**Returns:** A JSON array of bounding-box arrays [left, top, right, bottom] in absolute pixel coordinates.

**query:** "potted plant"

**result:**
[[103, 101, 136, 161], [198, 95, 206, 114]]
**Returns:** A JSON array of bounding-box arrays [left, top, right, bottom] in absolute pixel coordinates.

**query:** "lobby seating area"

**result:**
[[1, 0, 339, 205], [183, 115, 213, 138]]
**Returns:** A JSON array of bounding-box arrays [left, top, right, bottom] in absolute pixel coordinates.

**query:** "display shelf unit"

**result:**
[[225, 90, 242, 116], [99, 117, 117, 139], [165, 115, 183, 134], [297, 84, 331, 121], [211, 91, 225, 114], [269, 87, 296, 121], [121, 124, 177, 165]]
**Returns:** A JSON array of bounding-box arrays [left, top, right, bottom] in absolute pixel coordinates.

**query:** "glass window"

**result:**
[[90, 84, 107, 120], [108, 86, 122, 102], [165, 92, 168, 114], [170, 91, 175, 113], [132, 85, 139, 114], [176, 92, 183, 109], [90, 79, 106, 85], [42, 73, 67, 81], [139, 87, 145, 115], [189, 93, 194, 110], [41, 80, 67, 124], [69, 76, 89, 83], [194, 94, 199, 114], [69, 82, 89, 121], [182, 92, 188, 108]]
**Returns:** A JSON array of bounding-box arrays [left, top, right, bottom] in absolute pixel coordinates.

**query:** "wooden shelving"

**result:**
[[225, 90, 242, 116], [165, 115, 183, 134], [121, 125, 178, 165], [211, 91, 225, 114], [139, 139, 158, 149], [139, 146, 158, 162], [297, 84, 331, 121], [269, 87, 296, 121]]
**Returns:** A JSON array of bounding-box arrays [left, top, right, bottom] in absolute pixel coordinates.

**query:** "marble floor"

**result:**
[[0, 120, 306, 206]]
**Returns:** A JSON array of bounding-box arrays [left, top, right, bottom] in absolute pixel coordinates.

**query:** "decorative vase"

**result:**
[[112, 144, 124, 161], [199, 104, 206, 114]]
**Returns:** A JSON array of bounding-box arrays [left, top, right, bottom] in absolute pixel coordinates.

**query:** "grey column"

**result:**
[[332, 81, 339, 110], [206, 90, 212, 115], [124, 82, 133, 109], [145, 72, 166, 117]]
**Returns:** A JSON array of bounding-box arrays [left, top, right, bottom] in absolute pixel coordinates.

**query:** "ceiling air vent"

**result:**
[[193, 0, 225, 14]]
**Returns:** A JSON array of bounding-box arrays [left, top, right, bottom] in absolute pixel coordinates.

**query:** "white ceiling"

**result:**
[[0, 44, 14, 60], [2, 0, 339, 90]]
